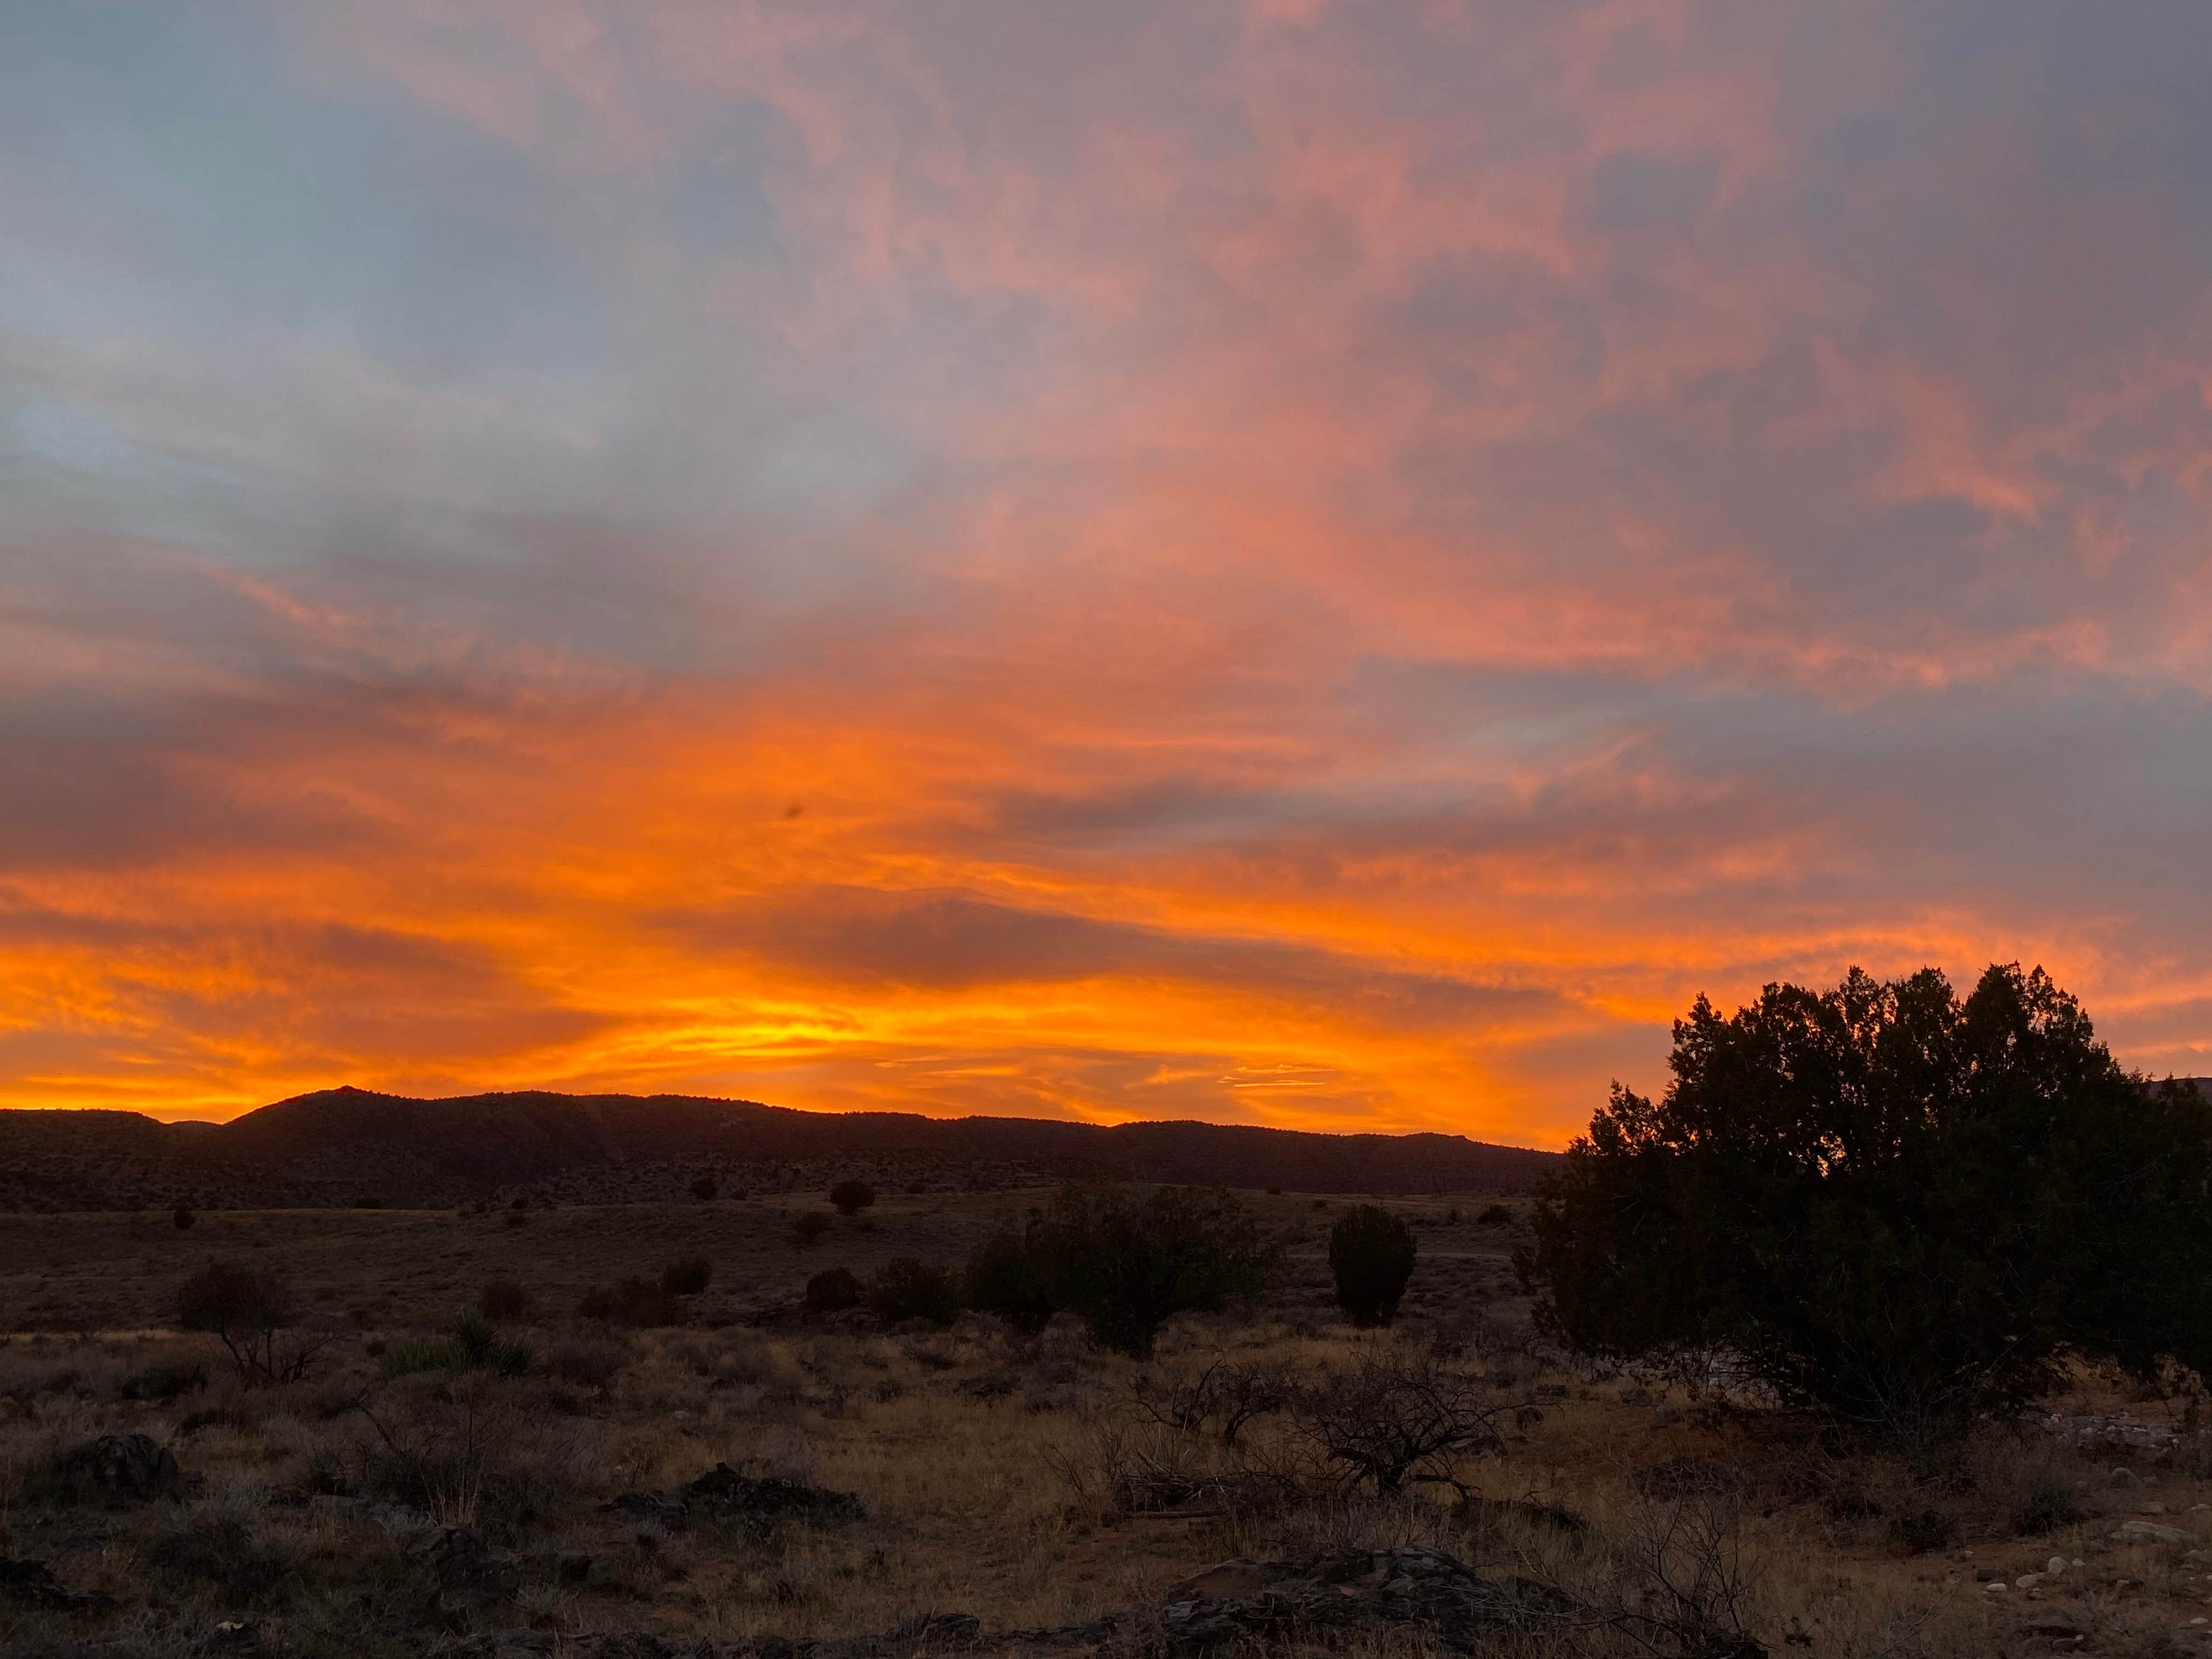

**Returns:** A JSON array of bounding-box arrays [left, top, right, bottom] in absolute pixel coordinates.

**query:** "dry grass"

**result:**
[[2, 1190, 2208, 1658]]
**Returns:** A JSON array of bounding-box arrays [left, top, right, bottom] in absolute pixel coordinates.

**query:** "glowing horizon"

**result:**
[[5, 3, 2211, 1145]]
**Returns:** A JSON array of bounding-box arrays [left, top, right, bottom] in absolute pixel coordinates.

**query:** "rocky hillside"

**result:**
[[0, 1086, 1561, 1211]]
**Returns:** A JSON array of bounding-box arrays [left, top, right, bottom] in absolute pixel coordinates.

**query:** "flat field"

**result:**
[[2, 1190, 2208, 1658]]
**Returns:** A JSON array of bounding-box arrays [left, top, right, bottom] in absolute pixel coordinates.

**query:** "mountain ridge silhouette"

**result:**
[[0, 1085, 1563, 1211]]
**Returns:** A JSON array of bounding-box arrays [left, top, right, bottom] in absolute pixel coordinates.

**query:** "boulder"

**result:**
[[605, 1466, 865, 1538], [407, 1523, 517, 1615], [1, 1557, 99, 1610], [2111, 1520, 2195, 1545], [46, 1433, 189, 1505], [1153, 1547, 1585, 1654], [683, 1465, 866, 1533]]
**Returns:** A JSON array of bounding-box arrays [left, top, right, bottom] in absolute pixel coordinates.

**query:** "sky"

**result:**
[[4, 1, 2211, 1144]]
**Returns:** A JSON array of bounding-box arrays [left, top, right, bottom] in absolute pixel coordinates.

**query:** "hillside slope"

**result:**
[[0, 1086, 1560, 1210]]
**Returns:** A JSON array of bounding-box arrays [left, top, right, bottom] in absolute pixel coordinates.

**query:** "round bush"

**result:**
[[661, 1256, 713, 1297], [869, 1258, 960, 1328], [1329, 1205, 1417, 1326], [805, 1266, 862, 1313], [830, 1180, 877, 1216]]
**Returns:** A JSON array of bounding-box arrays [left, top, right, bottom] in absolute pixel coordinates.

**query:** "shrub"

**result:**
[[1293, 1352, 1506, 1493], [178, 1261, 330, 1384], [792, 1211, 831, 1246], [661, 1256, 713, 1297], [1329, 1205, 1417, 1326], [870, 1259, 960, 1328], [830, 1180, 877, 1216], [1028, 1183, 1273, 1358], [380, 1312, 535, 1379], [478, 1280, 534, 1323], [690, 1173, 719, 1201], [1132, 1357, 1290, 1446], [1475, 1204, 1513, 1227], [545, 1335, 631, 1387], [173, 1206, 196, 1231], [1519, 964, 2212, 1431], [2011, 1479, 2086, 1535], [1886, 1508, 1957, 1554], [964, 1224, 1060, 1333], [806, 1267, 862, 1313], [577, 1276, 685, 1328]]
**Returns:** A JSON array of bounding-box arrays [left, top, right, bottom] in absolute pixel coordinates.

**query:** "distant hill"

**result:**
[[0, 1086, 1561, 1211]]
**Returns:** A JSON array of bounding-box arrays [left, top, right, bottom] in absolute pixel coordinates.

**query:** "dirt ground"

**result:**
[[2, 1190, 2208, 1658]]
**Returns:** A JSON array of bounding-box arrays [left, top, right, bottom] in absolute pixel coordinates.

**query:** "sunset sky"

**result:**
[[5, 2, 2211, 1143]]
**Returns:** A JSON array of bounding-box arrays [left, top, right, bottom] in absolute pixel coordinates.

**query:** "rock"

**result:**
[[46, 1432, 189, 1505], [2048, 1556, 2068, 1573], [2016, 1573, 2042, 1588], [606, 1490, 688, 1534], [2112, 1521, 2195, 1545], [683, 1465, 866, 1533], [407, 1523, 518, 1614], [606, 1466, 865, 1539], [1, 1556, 105, 1611], [1153, 1547, 1588, 1654]]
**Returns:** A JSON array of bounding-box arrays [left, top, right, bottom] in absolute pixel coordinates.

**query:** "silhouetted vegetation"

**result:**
[[1328, 1204, 1417, 1326], [176, 1261, 328, 1384], [577, 1276, 685, 1328], [830, 1179, 877, 1216], [381, 1310, 534, 1379], [172, 1205, 195, 1231], [792, 1211, 831, 1246], [1026, 1183, 1273, 1358], [689, 1173, 718, 1201], [660, 1255, 713, 1297], [805, 1266, 862, 1313], [1519, 963, 2212, 1430], [963, 1222, 1060, 1333], [868, 1257, 960, 1327]]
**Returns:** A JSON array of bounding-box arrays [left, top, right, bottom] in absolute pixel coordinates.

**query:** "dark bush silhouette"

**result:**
[[1518, 963, 2212, 1430], [870, 1258, 960, 1327], [177, 1262, 328, 1384], [577, 1276, 685, 1328], [690, 1173, 719, 1201], [172, 1206, 195, 1231], [1294, 1351, 1506, 1493], [1028, 1183, 1272, 1358], [792, 1211, 831, 1246], [381, 1311, 534, 1379], [478, 1280, 533, 1323], [661, 1256, 713, 1297], [806, 1266, 862, 1313], [545, 1335, 631, 1387], [1328, 1205, 1417, 1326], [1475, 1204, 1513, 1227], [830, 1180, 877, 1216], [964, 1224, 1060, 1333]]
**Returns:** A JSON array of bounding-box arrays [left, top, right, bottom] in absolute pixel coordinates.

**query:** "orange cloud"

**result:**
[[7, 1, 2211, 1139]]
